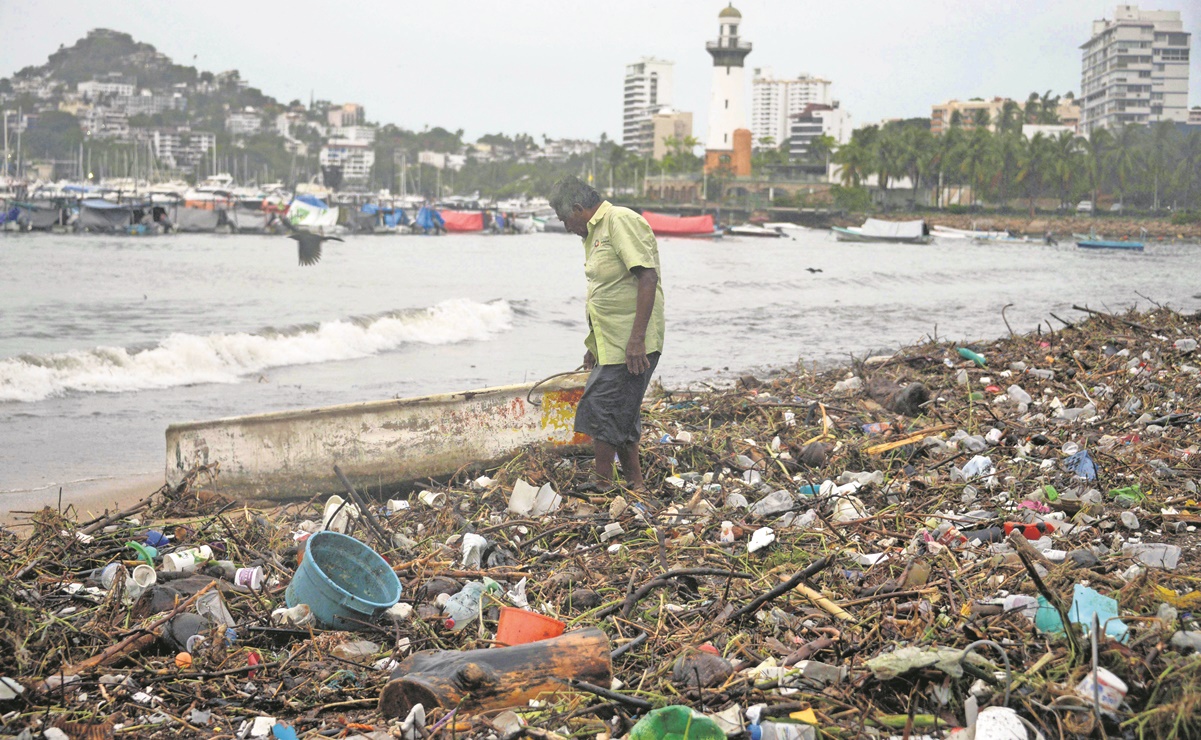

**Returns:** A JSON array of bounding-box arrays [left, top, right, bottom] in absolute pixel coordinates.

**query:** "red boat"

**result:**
[[640, 210, 720, 238]]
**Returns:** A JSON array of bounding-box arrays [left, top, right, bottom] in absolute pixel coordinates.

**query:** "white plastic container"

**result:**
[[1075, 667, 1128, 713], [125, 564, 158, 601], [161, 545, 214, 573]]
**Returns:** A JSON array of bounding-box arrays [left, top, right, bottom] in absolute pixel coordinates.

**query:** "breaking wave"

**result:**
[[0, 298, 513, 403]]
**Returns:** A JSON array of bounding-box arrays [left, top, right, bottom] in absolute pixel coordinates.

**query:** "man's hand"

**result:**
[[583, 350, 596, 370], [625, 336, 649, 375]]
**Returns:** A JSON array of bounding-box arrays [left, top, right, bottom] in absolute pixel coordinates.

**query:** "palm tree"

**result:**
[[607, 145, 628, 195], [1024, 93, 1041, 124], [1049, 130, 1083, 209], [931, 127, 964, 207], [832, 138, 871, 188], [809, 134, 837, 166], [1147, 121, 1177, 211], [1037, 90, 1060, 124], [959, 127, 995, 205], [994, 131, 1025, 205], [1173, 130, 1201, 209], [1016, 133, 1053, 216], [899, 127, 935, 205], [971, 109, 992, 130], [1106, 124, 1140, 209], [874, 127, 906, 194], [1082, 126, 1111, 208], [999, 101, 1023, 136]]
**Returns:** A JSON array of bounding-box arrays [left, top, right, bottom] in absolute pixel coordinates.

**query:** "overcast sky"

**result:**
[[2, 0, 1198, 142]]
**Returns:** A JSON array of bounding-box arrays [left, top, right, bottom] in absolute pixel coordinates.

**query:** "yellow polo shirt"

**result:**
[[582, 201, 665, 366]]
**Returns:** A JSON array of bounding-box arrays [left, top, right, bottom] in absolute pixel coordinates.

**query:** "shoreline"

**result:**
[[832, 211, 1201, 241], [0, 472, 163, 527]]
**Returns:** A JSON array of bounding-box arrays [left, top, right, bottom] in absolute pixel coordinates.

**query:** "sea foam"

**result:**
[[0, 298, 513, 403]]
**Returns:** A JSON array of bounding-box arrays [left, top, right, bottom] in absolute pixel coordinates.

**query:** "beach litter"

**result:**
[[2, 305, 1201, 738]]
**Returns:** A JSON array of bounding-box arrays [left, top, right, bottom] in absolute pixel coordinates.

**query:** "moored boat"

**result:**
[[931, 224, 1009, 240], [1077, 238, 1145, 251], [833, 218, 932, 244], [641, 210, 721, 238], [727, 223, 784, 237]]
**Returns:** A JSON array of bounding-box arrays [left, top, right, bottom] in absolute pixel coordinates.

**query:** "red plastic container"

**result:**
[[495, 607, 566, 646]]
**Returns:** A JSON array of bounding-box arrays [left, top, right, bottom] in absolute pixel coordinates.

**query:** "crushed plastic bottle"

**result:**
[[443, 578, 501, 632], [1007, 385, 1032, 405]]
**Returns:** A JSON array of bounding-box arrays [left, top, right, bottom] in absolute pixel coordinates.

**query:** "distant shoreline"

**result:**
[[831, 211, 1201, 241]]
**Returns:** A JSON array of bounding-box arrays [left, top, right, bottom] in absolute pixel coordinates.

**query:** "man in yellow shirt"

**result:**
[[548, 176, 665, 492]]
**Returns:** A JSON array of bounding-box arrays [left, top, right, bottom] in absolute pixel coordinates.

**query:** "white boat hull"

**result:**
[[166, 374, 591, 501]]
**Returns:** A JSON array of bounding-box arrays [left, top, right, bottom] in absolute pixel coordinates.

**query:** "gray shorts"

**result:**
[[573, 353, 661, 447]]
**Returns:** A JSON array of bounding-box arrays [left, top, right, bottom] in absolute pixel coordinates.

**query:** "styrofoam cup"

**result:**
[[236, 566, 264, 590]]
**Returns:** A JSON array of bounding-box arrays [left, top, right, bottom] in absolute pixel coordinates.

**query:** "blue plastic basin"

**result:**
[[286, 531, 401, 629]]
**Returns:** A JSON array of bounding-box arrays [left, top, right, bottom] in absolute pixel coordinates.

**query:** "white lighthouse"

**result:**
[[705, 4, 752, 151]]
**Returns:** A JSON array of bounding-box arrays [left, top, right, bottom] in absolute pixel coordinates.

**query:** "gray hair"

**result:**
[[548, 176, 601, 216]]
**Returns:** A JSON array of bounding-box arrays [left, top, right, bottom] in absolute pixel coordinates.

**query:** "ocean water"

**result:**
[[2, 229, 1199, 497]]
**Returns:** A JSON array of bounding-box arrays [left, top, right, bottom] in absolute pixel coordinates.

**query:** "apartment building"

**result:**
[[1080, 5, 1191, 133]]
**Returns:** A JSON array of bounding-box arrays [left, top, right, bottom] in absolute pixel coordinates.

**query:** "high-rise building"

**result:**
[[788, 104, 852, 159], [751, 69, 832, 148], [705, 4, 752, 152], [622, 57, 675, 156], [1080, 5, 1191, 133]]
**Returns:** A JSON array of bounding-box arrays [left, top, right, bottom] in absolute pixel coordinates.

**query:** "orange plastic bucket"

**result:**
[[495, 607, 566, 646]]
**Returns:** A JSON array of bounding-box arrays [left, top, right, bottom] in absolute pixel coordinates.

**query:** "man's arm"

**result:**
[[625, 266, 658, 374]]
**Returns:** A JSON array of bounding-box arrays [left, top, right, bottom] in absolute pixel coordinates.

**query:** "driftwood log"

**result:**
[[378, 627, 611, 718]]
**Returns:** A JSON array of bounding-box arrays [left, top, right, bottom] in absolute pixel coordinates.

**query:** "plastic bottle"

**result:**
[[162, 545, 214, 573], [1007, 385, 1033, 405], [443, 579, 500, 632], [957, 347, 987, 367], [749, 721, 815, 740]]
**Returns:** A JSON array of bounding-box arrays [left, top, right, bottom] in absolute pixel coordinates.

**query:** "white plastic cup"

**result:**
[[125, 566, 156, 602], [235, 566, 264, 590], [130, 564, 157, 589], [418, 490, 446, 508], [161, 545, 214, 573], [322, 495, 359, 532]]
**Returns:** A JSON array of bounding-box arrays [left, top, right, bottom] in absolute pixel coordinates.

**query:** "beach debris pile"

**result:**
[[3, 304, 1201, 739]]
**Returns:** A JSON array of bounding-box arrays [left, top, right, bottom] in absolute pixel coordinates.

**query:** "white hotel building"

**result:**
[[751, 69, 832, 148], [1080, 5, 1191, 133]]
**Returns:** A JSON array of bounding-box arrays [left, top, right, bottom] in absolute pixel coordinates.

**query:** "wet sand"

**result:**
[[1, 472, 163, 527]]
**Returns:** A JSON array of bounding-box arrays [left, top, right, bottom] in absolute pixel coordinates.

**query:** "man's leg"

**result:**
[[594, 439, 618, 483], [615, 443, 644, 489]]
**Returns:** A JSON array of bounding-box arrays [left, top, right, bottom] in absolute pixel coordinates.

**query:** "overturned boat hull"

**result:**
[[165, 374, 591, 501]]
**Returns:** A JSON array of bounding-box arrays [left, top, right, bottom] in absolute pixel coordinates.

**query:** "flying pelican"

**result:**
[[277, 209, 342, 266]]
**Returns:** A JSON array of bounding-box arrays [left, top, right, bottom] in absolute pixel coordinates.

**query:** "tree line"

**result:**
[[833, 115, 1201, 215]]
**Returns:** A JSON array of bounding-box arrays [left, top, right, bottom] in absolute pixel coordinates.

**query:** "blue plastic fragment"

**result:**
[[1034, 584, 1128, 643], [272, 723, 299, 740], [1064, 450, 1099, 480]]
